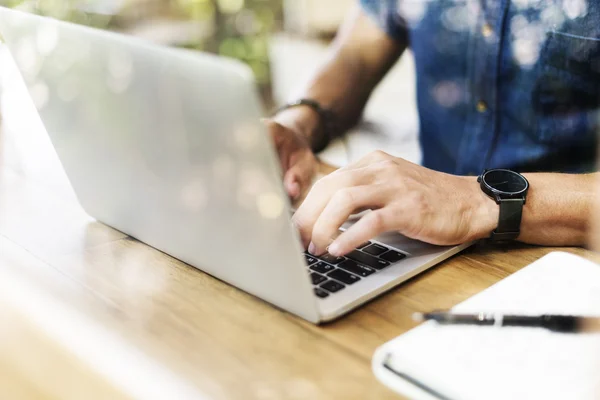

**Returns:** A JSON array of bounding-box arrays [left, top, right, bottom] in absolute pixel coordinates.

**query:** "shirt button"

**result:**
[[476, 100, 488, 113], [481, 23, 493, 38]]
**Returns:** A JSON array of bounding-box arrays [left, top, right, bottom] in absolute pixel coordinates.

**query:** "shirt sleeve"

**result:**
[[359, 0, 409, 43]]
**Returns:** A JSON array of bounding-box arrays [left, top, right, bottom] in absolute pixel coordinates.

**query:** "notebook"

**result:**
[[372, 252, 600, 400]]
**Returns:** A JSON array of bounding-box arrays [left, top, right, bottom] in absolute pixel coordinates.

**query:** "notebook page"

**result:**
[[379, 252, 600, 400]]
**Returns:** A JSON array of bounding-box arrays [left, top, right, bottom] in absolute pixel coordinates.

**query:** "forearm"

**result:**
[[475, 173, 598, 246], [273, 7, 406, 149], [518, 173, 597, 246]]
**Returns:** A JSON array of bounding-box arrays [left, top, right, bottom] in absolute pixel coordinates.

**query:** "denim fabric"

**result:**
[[360, 0, 600, 174]]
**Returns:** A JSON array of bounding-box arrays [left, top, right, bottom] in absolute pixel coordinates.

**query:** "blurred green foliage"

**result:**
[[173, 0, 282, 87], [0, 0, 282, 90]]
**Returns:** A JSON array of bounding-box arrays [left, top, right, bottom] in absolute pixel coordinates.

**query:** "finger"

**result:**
[[283, 170, 301, 199], [293, 169, 370, 249], [328, 210, 393, 257], [285, 153, 316, 198], [309, 186, 384, 255]]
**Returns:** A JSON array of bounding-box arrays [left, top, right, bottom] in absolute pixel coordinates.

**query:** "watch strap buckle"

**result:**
[[489, 230, 520, 242]]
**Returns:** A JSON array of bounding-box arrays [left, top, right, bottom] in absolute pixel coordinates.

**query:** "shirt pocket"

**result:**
[[533, 30, 600, 145]]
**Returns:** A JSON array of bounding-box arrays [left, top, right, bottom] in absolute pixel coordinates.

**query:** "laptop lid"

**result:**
[[0, 7, 320, 323]]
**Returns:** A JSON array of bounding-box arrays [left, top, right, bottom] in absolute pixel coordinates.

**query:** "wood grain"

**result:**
[[0, 92, 597, 399]]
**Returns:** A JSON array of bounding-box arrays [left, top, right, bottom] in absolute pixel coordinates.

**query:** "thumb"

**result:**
[[284, 156, 315, 199], [283, 170, 302, 199]]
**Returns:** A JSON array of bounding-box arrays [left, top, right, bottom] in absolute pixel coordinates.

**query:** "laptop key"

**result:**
[[305, 255, 317, 265], [310, 261, 335, 274], [347, 250, 390, 270], [357, 241, 372, 249], [320, 280, 345, 293], [327, 269, 361, 285], [380, 250, 407, 263], [338, 259, 376, 277], [310, 272, 327, 285], [363, 243, 388, 256], [319, 253, 345, 264], [314, 288, 330, 298]]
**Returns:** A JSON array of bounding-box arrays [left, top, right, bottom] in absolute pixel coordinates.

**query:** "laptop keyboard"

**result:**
[[304, 241, 407, 299]]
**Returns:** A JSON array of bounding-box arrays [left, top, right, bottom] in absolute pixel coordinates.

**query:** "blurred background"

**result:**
[[0, 0, 418, 166], [0, 0, 353, 103]]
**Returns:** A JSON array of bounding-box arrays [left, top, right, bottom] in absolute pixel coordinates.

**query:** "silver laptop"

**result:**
[[0, 8, 471, 323]]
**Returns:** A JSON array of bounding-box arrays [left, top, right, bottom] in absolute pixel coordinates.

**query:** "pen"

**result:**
[[413, 311, 600, 333]]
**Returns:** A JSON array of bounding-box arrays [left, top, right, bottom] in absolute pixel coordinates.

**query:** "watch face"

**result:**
[[483, 170, 528, 194]]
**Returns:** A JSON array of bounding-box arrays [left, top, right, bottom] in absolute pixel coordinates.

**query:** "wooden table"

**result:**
[[1, 78, 598, 400]]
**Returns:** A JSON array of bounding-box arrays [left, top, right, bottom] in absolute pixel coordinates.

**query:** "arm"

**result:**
[[517, 173, 596, 246], [268, 6, 406, 199], [292, 151, 597, 256], [273, 6, 406, 147]]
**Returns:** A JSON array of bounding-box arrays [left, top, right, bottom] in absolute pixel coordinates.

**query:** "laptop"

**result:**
[[0, 8, 471, 323]]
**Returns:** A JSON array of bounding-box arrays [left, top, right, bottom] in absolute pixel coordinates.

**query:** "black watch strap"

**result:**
[[490, 198, 524, 241]]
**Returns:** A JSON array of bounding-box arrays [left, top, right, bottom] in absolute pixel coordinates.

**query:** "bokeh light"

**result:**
[[0, 0, 283, 96]]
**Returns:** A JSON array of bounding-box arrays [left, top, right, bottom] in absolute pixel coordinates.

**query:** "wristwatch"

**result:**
[[477, 169, 529, 242]]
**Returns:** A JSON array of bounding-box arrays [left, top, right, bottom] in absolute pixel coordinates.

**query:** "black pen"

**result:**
[[413, 311, 600, 333]]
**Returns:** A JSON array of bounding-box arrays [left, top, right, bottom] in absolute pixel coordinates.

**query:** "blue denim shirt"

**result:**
[[360, 0, 600, 175]]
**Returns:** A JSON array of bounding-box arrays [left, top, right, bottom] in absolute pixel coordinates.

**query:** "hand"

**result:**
[[263, 119, 318, 200], [292, 150, 499, 256]]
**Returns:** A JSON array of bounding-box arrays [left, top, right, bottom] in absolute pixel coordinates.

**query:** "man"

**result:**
[[266, 1, 599, 256]]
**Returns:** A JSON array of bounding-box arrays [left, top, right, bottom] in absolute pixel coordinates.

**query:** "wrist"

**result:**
[[272, 105, 321, 144], [466, 176, 499, 240], [520, 173, 593, 246]]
